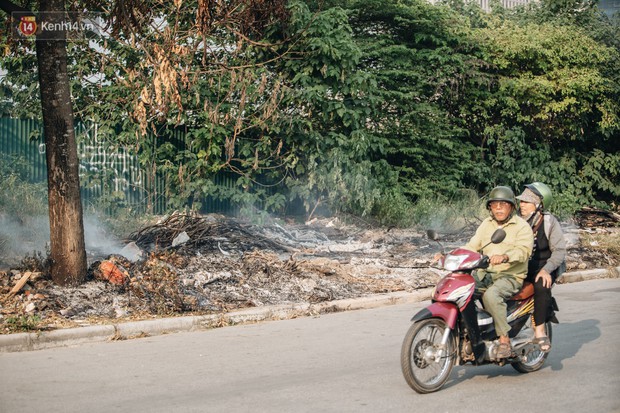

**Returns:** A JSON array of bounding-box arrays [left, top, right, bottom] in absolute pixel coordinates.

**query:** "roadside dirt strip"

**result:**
[[1, 266, 618, 353]]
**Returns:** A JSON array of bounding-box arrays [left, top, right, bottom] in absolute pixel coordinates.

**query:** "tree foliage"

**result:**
[[467, 5, 620, 210], [2, 0, 619, 225], [348, 0, 485, 200]]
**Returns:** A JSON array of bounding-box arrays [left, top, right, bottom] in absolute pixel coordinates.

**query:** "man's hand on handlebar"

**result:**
[[489, 254, 509, 265]]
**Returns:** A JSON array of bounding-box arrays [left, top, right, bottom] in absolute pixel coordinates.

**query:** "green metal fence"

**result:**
[[75, 121, 155, 212], [0, 118, 47, 182], [0, 118, 179, 215], [1, 118, 277, 216]]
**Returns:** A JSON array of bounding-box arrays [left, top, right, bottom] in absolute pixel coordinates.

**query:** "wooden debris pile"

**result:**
[[2, 211, 618, 333], [575, 207, 620, 228], [127, 212, 294, 254]]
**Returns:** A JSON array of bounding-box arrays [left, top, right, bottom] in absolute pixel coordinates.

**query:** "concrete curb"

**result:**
[[1, 267, 618, 353], [556, 266, 619, 284]]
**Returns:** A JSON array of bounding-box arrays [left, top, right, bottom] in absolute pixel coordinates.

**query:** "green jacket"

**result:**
[[464, 214, 534, 280]]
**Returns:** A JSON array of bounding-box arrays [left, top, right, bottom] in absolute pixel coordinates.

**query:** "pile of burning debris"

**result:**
[[1, 209, 618, 333]]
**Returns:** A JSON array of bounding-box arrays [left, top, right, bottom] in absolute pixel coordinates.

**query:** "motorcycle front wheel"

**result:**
[[400, 318, 455, 394], [511, 320, 552, 373]]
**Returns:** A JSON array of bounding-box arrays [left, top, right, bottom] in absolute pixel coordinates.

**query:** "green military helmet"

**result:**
[[525, 182, 553, 210], [486, 186, 516, 209]]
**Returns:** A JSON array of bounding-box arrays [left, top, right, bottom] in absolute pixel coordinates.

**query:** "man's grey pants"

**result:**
[[475, 272, 522, 337]]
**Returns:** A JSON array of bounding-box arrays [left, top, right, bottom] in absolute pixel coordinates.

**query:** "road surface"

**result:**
[[1, 278, 619, 413]]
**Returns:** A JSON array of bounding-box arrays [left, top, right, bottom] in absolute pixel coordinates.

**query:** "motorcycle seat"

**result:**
[[509, 281, 534, 301]]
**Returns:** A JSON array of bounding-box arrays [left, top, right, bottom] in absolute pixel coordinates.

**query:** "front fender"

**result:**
[[411, 302, 459, 329]]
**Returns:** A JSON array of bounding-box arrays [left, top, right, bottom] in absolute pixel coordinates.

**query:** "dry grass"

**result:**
[[581, 229, 620, 261]]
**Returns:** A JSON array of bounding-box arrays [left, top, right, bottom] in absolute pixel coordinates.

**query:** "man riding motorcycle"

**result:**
[[463, 186, 533, 358]]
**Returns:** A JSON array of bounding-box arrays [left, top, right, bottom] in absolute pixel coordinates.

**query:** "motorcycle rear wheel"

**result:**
[[511, 321, 552, 373], [401, 318, 455, 394]]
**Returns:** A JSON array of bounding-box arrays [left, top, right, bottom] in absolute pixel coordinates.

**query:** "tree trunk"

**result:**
[[36, 0, 87, 285]]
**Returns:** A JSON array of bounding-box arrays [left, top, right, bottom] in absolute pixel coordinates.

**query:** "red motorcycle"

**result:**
[[401, 229, 555, 393]]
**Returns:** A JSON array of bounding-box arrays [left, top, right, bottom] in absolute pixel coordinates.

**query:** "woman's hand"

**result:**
[[535, 269, 552, 288]]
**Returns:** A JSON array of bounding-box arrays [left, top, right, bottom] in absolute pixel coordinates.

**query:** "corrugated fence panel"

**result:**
[[1, 118, 159, 213], [0, 118, 47, 181], [75, 122, 149, 212], [1, 118, 239, 216]]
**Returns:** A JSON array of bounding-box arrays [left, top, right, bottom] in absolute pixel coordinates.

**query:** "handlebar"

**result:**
[[479, 255, 490, 269]]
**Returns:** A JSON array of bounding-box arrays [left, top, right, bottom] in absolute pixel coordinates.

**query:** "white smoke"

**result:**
[[0, 213, 124, 268]]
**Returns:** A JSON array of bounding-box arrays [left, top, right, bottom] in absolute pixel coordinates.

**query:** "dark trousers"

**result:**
[[528, 269, 559, 326], [533, 278, 552, 326]]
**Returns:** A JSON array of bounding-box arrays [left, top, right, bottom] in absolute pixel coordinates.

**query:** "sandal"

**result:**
[[534, 336, 552, 352], [496, 342, 512, 358]]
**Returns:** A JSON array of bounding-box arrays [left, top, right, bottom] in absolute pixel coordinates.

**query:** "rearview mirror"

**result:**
[[426, 230, 439, 241], [479, 228, 507, 252], [491, 228, 506, 244]]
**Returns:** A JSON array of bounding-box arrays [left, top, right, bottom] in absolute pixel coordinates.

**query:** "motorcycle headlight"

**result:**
[[443, 254, 468, 271]]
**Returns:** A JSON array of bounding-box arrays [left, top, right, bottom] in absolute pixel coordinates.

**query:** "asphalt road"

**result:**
[[1, 278, 619, 413]]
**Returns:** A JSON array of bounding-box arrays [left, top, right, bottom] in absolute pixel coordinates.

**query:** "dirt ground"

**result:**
[[1, 211, 618, 333]]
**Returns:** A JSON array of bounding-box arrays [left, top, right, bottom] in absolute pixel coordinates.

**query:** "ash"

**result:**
[[1, 211, 618, 332]]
